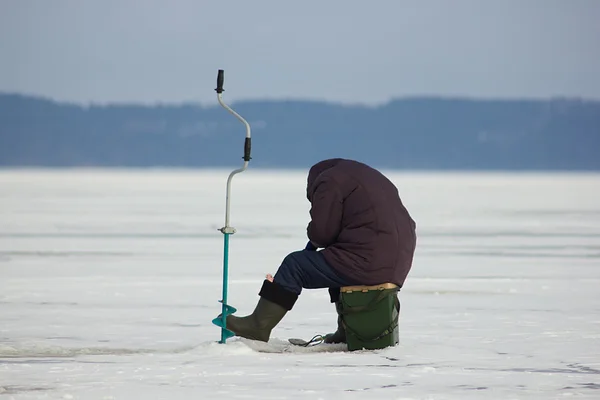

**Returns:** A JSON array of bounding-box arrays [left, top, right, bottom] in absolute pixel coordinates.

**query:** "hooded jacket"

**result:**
[[306, 158, 416, 287]]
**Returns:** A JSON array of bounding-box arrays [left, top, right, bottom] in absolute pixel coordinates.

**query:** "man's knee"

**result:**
[[280, 250, 305, 271]]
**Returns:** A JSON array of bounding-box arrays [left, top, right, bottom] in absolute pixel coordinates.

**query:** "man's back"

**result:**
[[307, 158, 416, 287]]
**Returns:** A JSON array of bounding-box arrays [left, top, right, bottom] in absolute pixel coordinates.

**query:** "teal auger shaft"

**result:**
[[210, 69, 252, 344], [219, 232, 231, 344]]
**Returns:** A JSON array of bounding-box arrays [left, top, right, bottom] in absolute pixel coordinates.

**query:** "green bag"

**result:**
[[339, 283, 400, 351]]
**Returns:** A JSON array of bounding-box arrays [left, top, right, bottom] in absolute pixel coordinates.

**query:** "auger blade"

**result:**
[[211, 301, 238, 339]]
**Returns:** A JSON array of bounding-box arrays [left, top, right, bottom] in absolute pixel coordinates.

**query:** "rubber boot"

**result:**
[[225, 279, 298, 342], [323, 300, 346, 344]]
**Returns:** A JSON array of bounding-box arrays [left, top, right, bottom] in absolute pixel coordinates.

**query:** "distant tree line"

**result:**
[[1, 93, 599, 170]]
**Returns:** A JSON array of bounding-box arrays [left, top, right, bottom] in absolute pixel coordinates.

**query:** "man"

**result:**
[[221, 158, 417, 343]]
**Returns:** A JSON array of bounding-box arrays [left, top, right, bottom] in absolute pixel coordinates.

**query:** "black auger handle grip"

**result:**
[[216, 69, 224, 93], [243, 137, 251, 162]]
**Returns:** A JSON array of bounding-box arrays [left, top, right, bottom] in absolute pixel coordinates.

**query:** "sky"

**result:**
[[1, 0, 599, 106]]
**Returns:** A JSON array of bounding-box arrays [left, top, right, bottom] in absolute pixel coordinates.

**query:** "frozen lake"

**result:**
[[1, 168, 599, 399]]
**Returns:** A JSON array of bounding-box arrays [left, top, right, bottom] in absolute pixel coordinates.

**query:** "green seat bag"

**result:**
[[339, 283, 400, 351]]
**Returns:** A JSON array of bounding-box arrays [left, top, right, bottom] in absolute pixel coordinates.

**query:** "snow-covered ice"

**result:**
[[1, 168, 599, 399]]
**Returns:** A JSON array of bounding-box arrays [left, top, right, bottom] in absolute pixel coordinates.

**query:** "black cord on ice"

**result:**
[[302, 335, 324, 347]]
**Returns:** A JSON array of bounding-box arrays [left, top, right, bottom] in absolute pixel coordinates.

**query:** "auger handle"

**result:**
[[216, 69, 224, 94]]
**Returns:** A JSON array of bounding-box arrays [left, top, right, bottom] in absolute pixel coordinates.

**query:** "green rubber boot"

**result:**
[[225, 280, 298, 342]]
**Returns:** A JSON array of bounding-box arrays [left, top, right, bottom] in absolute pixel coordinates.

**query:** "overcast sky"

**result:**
[[1, 0, 599, 106]]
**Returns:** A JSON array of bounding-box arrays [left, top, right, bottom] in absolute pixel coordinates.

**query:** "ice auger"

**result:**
[[210, 70, 252, 343]]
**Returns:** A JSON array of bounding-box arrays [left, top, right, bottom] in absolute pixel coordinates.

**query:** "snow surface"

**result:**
[[1, 168, 599, 399]]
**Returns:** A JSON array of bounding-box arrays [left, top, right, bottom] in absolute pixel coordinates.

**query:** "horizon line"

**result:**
[[2, 91, 599, 109], [1, 166, 599, 173]]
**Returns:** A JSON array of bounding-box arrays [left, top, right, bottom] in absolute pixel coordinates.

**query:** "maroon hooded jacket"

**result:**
[[306, 158, 416, 288]]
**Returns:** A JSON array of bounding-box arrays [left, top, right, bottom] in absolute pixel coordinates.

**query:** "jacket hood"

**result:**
[[306, 158, 344, 199]]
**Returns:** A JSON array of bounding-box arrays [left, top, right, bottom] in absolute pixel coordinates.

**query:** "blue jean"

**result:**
[[272, 249, 358, 299]]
